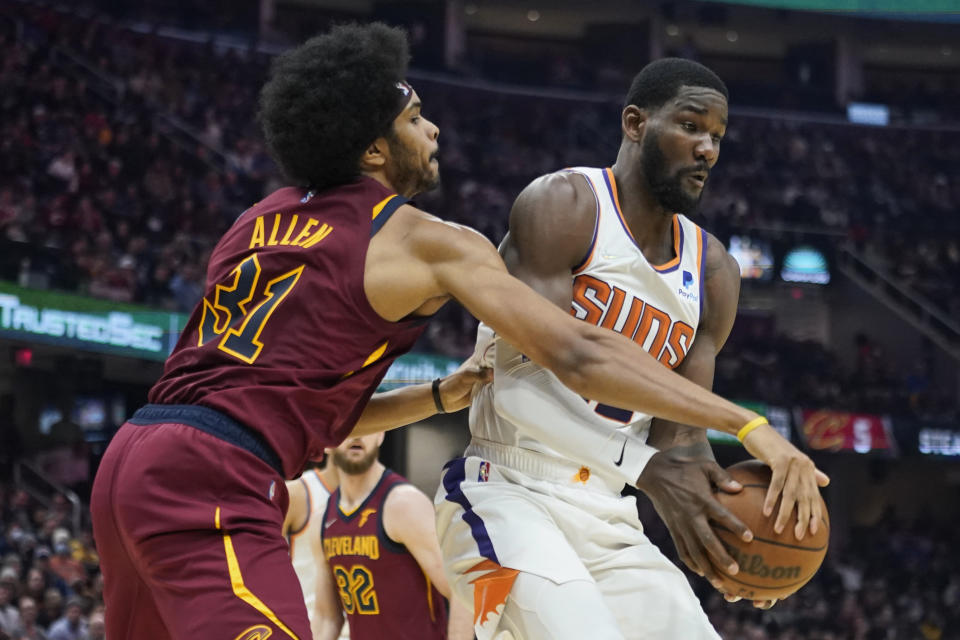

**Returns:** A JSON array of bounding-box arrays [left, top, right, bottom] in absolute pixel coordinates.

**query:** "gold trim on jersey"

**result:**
[[372, 195, 400, 220], [215, 507, 301, 640]]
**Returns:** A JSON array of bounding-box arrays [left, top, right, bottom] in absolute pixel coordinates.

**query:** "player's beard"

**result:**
[[332, 447, 379, 476], [387, 135, 439, 197], [641, 130, 703, 216]]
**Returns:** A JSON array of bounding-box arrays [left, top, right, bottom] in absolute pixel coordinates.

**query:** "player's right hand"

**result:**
[[636, 447, 753, 589], [740, 422, 830, 540], [437, 354, 493, 413]]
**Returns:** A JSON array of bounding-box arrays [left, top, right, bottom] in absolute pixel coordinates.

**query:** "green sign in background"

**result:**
[[0, 281, 188, 361], [708, 401, 793, 445], [705, 0, 960, 13], [378, 353, 460, 391]]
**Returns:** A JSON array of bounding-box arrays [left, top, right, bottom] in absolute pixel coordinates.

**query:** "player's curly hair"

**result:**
[[258, 23, 410, 189], [624, 58, 728, 111]]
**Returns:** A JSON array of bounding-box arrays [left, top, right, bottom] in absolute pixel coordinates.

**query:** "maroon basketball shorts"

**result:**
[[90, 406, 312, 640]]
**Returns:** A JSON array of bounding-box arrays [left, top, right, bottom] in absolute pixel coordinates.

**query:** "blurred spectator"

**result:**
[[20, 573, 43, 610], [0, 582, 20, 636], [35, 590, 60, 631], [45, 597, 84, 640], [83, 613, 102, 640], [47, 544, 83, 591], [10, 596, 45, 640]]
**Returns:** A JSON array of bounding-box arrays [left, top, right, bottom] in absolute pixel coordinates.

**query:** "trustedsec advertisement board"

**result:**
[[0, 280, 187, 361]]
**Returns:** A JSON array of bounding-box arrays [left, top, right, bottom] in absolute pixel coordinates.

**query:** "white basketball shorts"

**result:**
[[434, 440, 720, 640]]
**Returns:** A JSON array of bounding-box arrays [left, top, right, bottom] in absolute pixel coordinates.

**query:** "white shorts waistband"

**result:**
[[464, 438, 625, 495]]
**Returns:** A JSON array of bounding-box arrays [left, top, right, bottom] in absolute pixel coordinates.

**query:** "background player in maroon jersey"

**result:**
[[90, 22, 825, 640], [315, 433, 472, 640]]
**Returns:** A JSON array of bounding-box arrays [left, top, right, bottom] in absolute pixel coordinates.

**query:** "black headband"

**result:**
[[383, 81, 414, 130]]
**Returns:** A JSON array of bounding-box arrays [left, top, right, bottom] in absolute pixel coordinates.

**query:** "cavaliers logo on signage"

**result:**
[[797, 409, 896, 455], [801, 410, 848, 451]]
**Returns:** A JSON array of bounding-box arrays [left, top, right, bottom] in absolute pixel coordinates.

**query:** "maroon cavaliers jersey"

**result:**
[[321, 469, 447, 640], [149, 178, 428, 477]]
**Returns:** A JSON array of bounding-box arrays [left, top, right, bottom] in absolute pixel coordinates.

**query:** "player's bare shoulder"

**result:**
[[700, 230, 741, 334], [703, 231, 741, 289], [509, 170, 597, 244], [380, 482, 434, 541], [364, 202, 502, 320], [364, 200, 496, 273], [504, 170, 598, 273]]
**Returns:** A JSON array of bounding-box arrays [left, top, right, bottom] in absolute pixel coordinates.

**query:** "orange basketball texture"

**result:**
[[710, 460, 829, 601]]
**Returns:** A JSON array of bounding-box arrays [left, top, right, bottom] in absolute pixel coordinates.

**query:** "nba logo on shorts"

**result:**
[[268, 481, 276, 500], [478, 462, 490, 482]]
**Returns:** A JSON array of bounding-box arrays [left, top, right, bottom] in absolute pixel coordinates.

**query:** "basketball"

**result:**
[[710, 460, 829, 601]]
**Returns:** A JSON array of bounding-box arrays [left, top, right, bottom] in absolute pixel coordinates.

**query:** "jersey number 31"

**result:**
[[197, 254, 304, 364]]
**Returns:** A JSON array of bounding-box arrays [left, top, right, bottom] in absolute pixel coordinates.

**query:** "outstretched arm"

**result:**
[[349, 356, 492, 438], [365, 176, 827, 522], [419, 201, 757, 435]]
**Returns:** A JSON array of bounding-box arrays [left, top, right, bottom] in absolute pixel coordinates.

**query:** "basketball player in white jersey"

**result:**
[[284, 460, 341, 633], [435, 59, 828, 640]]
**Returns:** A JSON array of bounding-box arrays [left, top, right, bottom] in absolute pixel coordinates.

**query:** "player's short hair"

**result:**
[[623, 58, 728, 111], [258, 23, 410, 189]]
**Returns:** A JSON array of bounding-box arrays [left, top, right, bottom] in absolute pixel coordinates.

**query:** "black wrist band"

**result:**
[[431, 378, 446, 414]]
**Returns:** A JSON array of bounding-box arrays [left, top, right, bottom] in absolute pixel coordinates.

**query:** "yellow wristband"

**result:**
[[737, 416, 769, 443]]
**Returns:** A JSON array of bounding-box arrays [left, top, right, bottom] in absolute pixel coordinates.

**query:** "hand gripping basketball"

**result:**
[[710, 460, 830, 601], [739, 421, 830, 540]]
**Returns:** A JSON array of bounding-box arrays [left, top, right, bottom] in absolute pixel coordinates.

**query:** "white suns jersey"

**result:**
[[288, 469, 334, 622], [470, 166, 707, 458]]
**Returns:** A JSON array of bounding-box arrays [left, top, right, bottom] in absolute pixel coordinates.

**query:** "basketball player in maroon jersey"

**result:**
[[315, 433, 472, 640], [90, 23, 825, 639]]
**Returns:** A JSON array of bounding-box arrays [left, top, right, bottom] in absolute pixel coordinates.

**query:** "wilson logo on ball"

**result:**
[[726, 549, 802, 581]]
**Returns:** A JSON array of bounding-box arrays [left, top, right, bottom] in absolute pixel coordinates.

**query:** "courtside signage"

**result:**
[[917, 428, 960, 456], [378, 353, 459, 391], [708, 403, 792, 445], [795, 409, 897, 456], [0, 281, 187, 361]]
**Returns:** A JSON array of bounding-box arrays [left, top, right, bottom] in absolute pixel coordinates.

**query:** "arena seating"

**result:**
[[1, 5, 956, 417]]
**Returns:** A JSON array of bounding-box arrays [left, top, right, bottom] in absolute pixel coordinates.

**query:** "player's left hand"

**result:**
[[636, 445, 753, 591], [438, 356, 493, 413]]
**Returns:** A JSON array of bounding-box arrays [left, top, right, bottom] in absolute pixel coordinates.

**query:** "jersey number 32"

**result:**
[[332, 564, 379, 615]]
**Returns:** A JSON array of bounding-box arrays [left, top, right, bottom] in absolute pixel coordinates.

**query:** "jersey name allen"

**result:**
[[324, 535, 380, 560], [248, 213, 334, 249], [571, 274, 694, 369]]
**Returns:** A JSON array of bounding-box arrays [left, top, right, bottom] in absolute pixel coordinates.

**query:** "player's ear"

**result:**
[[622, 105, 647, 143], [360, 137, 389, 171]]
